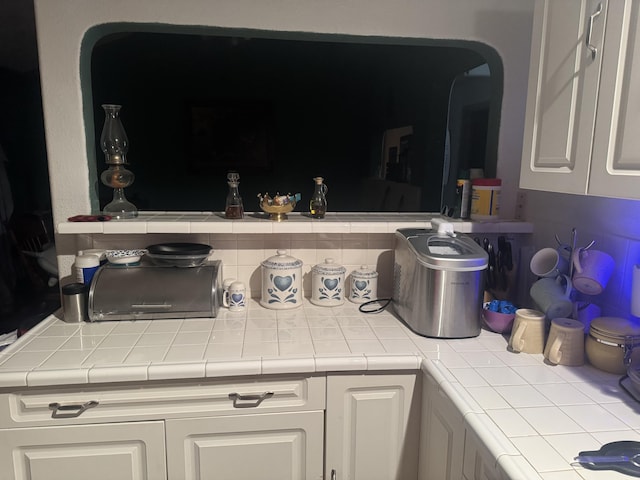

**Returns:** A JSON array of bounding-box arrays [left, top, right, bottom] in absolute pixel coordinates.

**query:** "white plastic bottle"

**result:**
[[74, 254, 100, 284]]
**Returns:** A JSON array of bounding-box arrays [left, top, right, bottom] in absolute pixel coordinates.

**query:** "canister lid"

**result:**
[[261, 249, 303, 269], [398, 229, 488, 271], [351, 265, 378, 279], [312, 258, 346, 275], [75, 254, 100, 268], [589, 317, 640, 341]]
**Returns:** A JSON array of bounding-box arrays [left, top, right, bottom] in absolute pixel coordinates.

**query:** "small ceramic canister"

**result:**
[[349, 265, 378, 304], [228, 281, 246, 312], [311, 258, 346, 307], [260, 250, 303, 310]]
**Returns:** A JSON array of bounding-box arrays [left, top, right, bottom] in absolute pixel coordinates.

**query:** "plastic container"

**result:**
[[470, 178, 501, 221], [74, 254, 100, 284]]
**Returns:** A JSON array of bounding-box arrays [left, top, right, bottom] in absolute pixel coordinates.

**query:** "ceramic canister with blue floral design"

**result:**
[[311, 258, 346, 307], [260, 250, 303, 310], [349, 265, 378, 304]]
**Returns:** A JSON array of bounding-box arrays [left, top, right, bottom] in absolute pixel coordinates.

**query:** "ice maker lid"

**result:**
[[397, 228, 488, 271]]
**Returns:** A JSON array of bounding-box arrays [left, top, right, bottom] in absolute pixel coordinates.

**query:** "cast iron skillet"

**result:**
[[145, 243, 212, 267]]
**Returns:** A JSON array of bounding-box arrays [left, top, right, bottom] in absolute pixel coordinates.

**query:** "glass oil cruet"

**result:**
[[309, 176, 328, 218], [225, 171, 244, 219], [99, 104, 138, 219]]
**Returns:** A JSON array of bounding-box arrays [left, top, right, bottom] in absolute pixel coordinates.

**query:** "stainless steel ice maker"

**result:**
[[392, 227, 488, 338]]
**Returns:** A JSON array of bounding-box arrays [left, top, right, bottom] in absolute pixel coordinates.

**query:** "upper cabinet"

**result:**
[[521, 0, 640, 199]]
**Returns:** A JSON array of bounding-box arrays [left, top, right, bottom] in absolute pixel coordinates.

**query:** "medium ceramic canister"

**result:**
[[585, 317, 640, 374], [349, 265, 378, 304], [311, 258, 346, 306], [260, 249, 303, 309]]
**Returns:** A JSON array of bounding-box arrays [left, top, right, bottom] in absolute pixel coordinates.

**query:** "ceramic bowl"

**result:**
[[482, 307, 516, 333], [105, 249, 147, 265]]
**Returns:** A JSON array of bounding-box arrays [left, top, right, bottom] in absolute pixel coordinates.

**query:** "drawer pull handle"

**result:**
[[331, 469, 337, 480], [48, 400, 99, 418], [228, 391, 274, 408]]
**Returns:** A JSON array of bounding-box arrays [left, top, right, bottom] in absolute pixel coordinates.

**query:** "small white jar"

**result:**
[[260, 250, 303, 310], [349, 265, 378, 304], [311, 258, 346, 307]]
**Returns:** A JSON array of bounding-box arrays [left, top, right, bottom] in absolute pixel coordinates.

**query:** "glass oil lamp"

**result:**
[[99, 104, 138, 219]]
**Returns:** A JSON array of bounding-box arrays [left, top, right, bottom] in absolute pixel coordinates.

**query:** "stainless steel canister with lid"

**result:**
[[311, 258, 346, 306]]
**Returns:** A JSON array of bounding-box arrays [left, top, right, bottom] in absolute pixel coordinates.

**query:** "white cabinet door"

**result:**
[[520, 0, 606, 194], [325, 372, 421, 480], [165, 411, 324, 480], [418, 372, 465, 480], [589, 0, 640, 197], [462, 429, 496, 480], [0, 421, 166, 480]]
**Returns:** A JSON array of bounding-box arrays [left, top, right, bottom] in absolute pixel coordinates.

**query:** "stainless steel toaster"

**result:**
[[392, 226, 488, 338], [88, 260, 222, 321]]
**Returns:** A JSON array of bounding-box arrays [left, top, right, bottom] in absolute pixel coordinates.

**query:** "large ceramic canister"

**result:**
[[260, 250, 303, 309], [349, 265, 378, 304], [585, 317, 640, 374], [311, 258, 346, 307]]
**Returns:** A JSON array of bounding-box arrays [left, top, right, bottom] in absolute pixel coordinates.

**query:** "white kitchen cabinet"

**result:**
[[0, 421, 167, 480], [521, 0, 640, 199], [520, 0, 606, 195], [418, 371, 465, 480], [588, 0, 640, 197], [462, 426, 497, 480], [325, 372, 421, 480], [166, 411, 324, 480], [0, 374, 326, 480]]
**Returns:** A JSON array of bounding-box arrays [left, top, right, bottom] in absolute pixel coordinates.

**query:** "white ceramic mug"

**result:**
[[222, 278, 235, 308], [508, 309, 546, 354], [543, 317, 585, 366], [530, 247, 569, 278], [228, 281, 246, 312], [529, 274, 573, 319], [572, 248, 615, 295]]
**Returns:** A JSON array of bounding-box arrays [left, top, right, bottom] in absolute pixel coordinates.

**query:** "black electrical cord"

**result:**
[[358, 298, 392, 314]]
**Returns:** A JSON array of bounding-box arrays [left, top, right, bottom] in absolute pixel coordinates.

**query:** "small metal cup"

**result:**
[[61, 283, 89, 323]]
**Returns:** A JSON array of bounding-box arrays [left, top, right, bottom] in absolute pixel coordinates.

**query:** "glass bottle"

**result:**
[[309, 176, 328, 218], [225, 172, 244, 219], [99, 104, 138, 219]]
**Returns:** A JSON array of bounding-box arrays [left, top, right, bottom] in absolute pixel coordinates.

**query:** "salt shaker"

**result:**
[[349, 265, 378, 304], [228, 281, 247, 312]]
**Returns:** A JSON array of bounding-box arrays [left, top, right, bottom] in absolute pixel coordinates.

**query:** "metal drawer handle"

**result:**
[[228, 391, 274, 408], [48, 400, 99, 418], [586, 3, 603, 60], [331, 469, 337, 480]]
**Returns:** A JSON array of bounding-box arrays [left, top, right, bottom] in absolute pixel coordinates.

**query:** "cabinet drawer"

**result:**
[[0, 374, 326, 428]]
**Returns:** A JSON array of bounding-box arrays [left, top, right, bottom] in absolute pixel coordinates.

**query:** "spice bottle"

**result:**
[[309, 176, 328, 218], [225, 172, 244, 219]]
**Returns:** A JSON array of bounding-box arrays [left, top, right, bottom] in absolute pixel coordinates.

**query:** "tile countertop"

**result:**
[[1, 300, 638, 479], [56, 212, 534, 235]]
